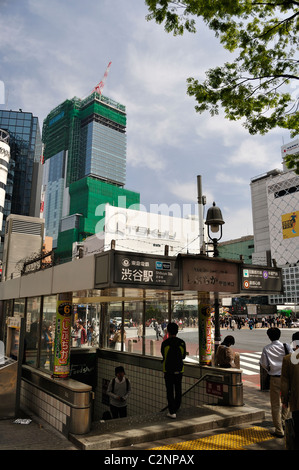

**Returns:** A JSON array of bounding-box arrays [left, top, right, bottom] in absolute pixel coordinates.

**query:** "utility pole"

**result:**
[[197, 175, 206, 254]]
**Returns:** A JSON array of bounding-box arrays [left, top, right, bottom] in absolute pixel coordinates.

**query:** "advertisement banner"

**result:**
[[281, 211, 299, 239], [53, 299, 72, 378], [199, 305, 212, 365]]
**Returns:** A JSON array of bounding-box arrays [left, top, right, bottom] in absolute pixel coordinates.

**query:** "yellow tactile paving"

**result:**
[[149, 426, 275, 450]]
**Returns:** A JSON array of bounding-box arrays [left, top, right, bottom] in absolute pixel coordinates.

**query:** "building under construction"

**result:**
[[42, 90, 140, 260]]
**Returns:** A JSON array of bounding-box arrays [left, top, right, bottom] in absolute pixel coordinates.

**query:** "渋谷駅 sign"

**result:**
[[113, 252, 179, 288]]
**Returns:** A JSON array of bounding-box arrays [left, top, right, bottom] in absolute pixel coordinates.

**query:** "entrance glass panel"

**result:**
[[40, 295, 56, 372], [24, 297, 41, 367], [13, 298, 26, 317], [72, 304, 100, 348]]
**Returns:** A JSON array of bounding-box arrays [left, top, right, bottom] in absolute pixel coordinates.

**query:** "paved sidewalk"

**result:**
[[0, 409, 77, 451], [0, 382, 287, 451]]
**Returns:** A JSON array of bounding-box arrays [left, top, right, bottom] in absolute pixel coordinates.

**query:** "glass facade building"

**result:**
[[42, 150, 66, 245], [0, 110, 43, 259], [81, 120, 126, 184]]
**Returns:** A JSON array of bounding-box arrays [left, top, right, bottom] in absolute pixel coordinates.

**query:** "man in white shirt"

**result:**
[[260, 327, 291, 437]]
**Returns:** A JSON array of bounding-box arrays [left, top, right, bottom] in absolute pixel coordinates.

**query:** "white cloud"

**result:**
[[215, 172, 248, 186], [228, 139, 282, 169], [221, 206, 253, 241], [166, 178, 214, 205], [0, 0, 293, 246], [128, 144, 165, 171]]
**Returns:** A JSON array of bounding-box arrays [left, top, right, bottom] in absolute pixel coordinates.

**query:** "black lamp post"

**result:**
[[205, 202, 225, 257], [205, 202, 225, 355]]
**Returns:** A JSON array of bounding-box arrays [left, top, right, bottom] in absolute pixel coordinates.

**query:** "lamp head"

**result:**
[[205, 202, 225, 233]]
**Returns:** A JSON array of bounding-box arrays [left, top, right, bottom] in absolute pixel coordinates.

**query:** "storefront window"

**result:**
[[40, 296, 56, 373], [24, 297, 41, 367]]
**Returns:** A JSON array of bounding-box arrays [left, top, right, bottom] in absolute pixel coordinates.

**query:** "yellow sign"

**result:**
[[53, 301, 72, 378], [281, 211, 299, 239]]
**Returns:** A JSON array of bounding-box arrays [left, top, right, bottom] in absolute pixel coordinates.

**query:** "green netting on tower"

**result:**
[[42, 98, 81, 161], [55, 228, 80, 262], [44, 93, 138, 261], [80, 99, 126, 127], [55, 177, 140, 259], [69, 177, 140, 235], [42, 93, 126, 186]]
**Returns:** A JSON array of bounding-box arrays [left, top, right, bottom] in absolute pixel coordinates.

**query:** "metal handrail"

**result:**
[[160, 373, 216, 412]]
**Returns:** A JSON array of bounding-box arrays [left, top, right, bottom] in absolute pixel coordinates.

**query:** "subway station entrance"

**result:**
[[0, 250, 283, 436]]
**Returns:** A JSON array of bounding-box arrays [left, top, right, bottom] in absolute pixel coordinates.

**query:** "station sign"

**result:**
[[94, 251, 283, 295], [113, 252, 179, 288], [179, 255, 240, 293], [240, 265, 283, 293], [94, 250, 179, 289]]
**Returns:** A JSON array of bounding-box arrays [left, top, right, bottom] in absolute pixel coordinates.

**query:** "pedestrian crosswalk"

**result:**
[[239, 352, 262, 375]]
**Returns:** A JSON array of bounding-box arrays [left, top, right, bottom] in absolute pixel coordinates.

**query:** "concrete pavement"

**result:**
[[0, 382, 287, 451]]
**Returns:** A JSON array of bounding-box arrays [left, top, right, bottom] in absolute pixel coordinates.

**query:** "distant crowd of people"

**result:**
[[220, 315, 294, 330]]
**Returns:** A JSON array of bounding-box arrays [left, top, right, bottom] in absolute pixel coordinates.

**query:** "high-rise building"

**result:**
[[0, 110, 43, 259], [0, 129, 10, 234], [250, 139, 299, 307], [42, 92, 140, 260]]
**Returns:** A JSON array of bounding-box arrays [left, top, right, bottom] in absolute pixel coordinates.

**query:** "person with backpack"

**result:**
[[107, 366, 131, 419], [161, 322, 186, 419]]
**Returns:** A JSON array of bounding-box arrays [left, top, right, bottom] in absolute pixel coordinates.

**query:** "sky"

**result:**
[[0, 0, 293, 242]]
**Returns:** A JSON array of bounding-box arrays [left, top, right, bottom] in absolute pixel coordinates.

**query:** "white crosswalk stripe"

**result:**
[[239, 352, 262, 375]]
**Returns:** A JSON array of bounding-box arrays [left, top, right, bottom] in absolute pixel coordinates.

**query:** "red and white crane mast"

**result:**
[[92, 61, 112, 95]]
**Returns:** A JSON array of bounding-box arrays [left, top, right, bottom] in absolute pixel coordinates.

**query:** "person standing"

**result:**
[[107, 366, 131, 419], [137, 323, 143, 341], [154, 322, 163, 340], [260, 327, 291, 437], [281, 331, 299, 449], [161, 322, 186, 419]]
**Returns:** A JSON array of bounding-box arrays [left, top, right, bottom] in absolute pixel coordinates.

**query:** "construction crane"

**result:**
[[92, 61, 112, 95]]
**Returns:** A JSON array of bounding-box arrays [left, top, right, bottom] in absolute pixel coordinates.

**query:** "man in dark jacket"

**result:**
[[161, 322, 186, 419], [281, 332, 299, 449]]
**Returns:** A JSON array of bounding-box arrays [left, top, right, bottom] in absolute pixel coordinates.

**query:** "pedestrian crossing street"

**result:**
[[239, 351, 262, 375]]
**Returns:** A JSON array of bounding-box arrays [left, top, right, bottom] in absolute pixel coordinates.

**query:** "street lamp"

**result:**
[[205, 202, 225, 355], [205, 202, 225, 257]]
